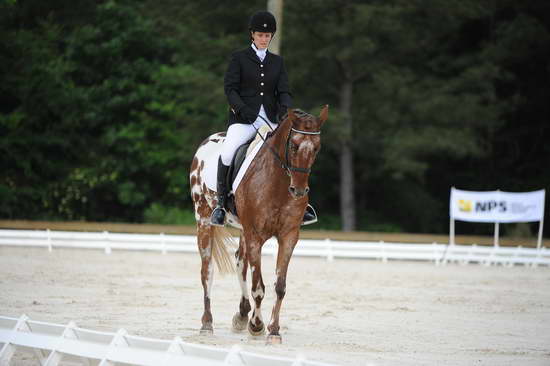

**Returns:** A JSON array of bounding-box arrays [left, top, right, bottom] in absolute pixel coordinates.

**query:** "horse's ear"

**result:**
[[318, 104, 329, 126], [278, 107, 294, 136]]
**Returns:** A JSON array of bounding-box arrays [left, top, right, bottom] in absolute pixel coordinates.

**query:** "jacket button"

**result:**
[[260, 64, 264, 68], [260, 92, 264, 96], [261, 82, 264, 86], [261, 73, 264, 77]]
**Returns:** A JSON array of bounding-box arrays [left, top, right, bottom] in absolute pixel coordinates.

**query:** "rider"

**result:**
[[210, 10, 317, 227]]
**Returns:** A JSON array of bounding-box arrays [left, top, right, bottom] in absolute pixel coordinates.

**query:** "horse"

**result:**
[[189, 106, 328, 344]]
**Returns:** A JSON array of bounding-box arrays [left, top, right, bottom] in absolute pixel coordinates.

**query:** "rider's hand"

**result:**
[[278, 105, 289, 121], [241, 107, 257, 123]]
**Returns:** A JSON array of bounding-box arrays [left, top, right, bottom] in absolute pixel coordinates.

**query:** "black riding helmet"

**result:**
[[249, 11, 276, 33]]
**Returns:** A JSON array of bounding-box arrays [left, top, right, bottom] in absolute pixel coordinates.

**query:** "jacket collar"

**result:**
[[245, 46, 272, 65]]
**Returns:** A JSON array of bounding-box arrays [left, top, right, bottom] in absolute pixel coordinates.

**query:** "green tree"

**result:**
[[0, 0, 263, 223], [286, 0, 509, 232], [2, 0, 548, 238], [0, 0, 90, 218]]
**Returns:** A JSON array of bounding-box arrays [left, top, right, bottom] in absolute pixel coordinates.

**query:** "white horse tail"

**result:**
[[211, 226, 236, 274]]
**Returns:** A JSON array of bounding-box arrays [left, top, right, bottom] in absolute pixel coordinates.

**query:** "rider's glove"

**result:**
[[278, 105, 289, 122], [241, 107, 258, 123]]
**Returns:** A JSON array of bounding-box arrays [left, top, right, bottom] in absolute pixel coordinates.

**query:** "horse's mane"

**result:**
[[279, 108, 314, 122], [268, 109, 317, 143]]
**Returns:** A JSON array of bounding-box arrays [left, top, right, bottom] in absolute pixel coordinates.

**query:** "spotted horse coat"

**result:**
[[189, 128, 268, 230], [189, 132, 223, 224], [189, 131, 238, 335]]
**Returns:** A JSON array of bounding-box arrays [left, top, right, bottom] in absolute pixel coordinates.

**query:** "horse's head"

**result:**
[[281, 105, 328, 199]]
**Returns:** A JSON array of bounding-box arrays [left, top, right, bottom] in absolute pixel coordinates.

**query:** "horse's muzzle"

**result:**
[[289, 186, 309, 198]]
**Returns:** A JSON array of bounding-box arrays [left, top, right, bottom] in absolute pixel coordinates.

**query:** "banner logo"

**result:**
[[458, 199, 472, 212], [475, 200, 506, 213]]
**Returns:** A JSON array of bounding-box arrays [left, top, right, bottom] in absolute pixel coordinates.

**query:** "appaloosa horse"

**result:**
[[189, 106, 328, 343]]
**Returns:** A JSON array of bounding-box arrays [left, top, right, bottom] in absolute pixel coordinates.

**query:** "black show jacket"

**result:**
[[224, 46, 292, 125]]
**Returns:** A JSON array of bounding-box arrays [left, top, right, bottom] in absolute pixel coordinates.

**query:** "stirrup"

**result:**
[[301, 204, 318, 226], [210, 206, 226, 227]]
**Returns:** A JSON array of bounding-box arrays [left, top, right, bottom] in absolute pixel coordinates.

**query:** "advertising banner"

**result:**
[[450, 188, 545, 223]]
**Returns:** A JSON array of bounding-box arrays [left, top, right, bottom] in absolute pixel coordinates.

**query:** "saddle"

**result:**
[[224, 125, 273, 217]]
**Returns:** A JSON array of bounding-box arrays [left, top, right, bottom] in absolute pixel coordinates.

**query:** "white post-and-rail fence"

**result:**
[[0, 229, 548, 267], [0, 315, 334, 366]]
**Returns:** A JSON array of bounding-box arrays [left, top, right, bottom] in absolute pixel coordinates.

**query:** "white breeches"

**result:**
[[220, 106, 277, 166]]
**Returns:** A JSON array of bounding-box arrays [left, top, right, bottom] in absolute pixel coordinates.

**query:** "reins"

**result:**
[[251, 114, 320, 176], [250, 115, 289, 174]]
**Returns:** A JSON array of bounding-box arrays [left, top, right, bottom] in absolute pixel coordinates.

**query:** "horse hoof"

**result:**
[[232, 313, 248, 332], [266, 334, 282, 345], [247, 321, 265, 337], [200, 324, 213, 335]]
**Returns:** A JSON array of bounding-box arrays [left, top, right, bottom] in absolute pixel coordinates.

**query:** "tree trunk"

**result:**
[[267, 0, 283, 55], [339, 79, 356, 231]]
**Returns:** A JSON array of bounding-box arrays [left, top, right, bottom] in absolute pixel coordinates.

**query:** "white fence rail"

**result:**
[[0, 315, 334, 366], [0, 229, 548, 267]]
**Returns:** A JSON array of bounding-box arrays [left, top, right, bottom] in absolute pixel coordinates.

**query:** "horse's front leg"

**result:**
[[197, 221, 215, 335], [232, 235, 251, 332], [247, 242, 266, 336], [267, 231, 299, 344]]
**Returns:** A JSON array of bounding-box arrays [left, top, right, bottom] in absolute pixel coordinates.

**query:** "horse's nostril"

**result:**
[[305, 187, 310, 194]]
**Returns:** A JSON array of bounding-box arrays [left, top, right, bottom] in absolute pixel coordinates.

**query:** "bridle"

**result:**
[[284, 128, 321, 174], [252, 115, 321, 176]]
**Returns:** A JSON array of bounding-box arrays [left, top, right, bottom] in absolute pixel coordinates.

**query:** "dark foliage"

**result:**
[[1, 0, 548, 237]]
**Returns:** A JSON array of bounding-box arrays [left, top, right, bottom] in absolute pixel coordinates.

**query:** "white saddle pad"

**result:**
[[198, 125, 271, 194]]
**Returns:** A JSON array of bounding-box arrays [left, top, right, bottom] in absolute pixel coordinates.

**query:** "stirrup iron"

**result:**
[[210, 206, 226, 227], [301, 204, 318, 226]]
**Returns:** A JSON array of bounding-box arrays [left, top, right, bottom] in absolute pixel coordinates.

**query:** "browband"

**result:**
[[291, 128, 321, 135]]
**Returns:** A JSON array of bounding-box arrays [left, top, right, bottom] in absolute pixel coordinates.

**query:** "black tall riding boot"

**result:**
[[210, 157, 230, 226]]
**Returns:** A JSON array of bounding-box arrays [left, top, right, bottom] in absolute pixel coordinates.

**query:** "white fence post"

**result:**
[[224, 345, 245, 365], [0, 314, 46, 365], [441, 243, 452, 266], [163, 336, 185, 364], [99, 328, 128, 366], [103, 231, 111, 255], [432, 242, 439, 266], [161, 232, 167, 255], [47, 229, 53, 252], [380, 241, 387, 263], [533, 247, 543, 268], [484, 246, 495, 267], [325, 238, 334, 262], [43, 320, 79, 366]]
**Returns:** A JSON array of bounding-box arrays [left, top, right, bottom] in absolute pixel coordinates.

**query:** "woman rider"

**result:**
[[210, 10, 317, 227]]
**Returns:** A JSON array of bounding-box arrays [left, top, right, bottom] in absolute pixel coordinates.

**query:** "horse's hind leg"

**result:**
[[232, 235, 251, 332], [197, 221, 215, 334]]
